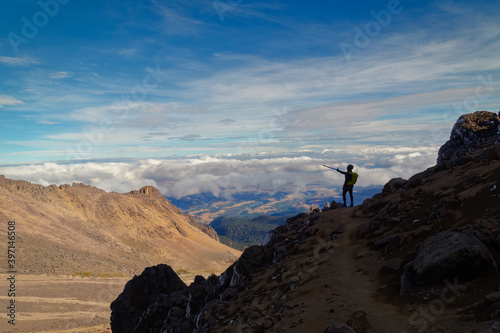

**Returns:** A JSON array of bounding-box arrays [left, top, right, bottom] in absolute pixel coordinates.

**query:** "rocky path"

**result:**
[[280, 207, 410, 332], [324, 208, 409, 332]]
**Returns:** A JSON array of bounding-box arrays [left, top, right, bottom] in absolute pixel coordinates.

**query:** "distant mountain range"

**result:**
[[0, 180, 240, 277], [167, 185, 383, 222]]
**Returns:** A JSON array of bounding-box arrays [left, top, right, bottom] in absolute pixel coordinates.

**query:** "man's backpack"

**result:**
[[347, 172, 358, 185]]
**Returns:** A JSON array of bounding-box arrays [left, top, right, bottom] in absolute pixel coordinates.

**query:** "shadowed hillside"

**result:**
[[110, 111, 500, 333], [211, 215, 287, 250]]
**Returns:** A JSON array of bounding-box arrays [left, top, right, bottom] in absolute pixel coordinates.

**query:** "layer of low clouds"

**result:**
[[0, 146, 439, 199]]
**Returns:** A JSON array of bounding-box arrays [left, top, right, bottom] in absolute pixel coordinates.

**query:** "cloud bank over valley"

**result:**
[[0, 146, 438, 207]]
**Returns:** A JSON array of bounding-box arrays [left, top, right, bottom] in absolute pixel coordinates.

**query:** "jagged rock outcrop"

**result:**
[[130, 185, 172, 200], [111, 244, 273, 332], [438, 110, 500, 166], [110, 264, 187, 333], [130, 186, 220, 241]]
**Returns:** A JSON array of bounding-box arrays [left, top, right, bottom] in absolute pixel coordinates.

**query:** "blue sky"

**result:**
[[1, 0, 500, 196]]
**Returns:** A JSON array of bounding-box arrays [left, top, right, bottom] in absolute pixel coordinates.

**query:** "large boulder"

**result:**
[[382, 177, 407, 195], [400, 230, 497, 293], [220, 245, 273, 288], [438, 111, 500, 166], [110, 264, 187, 333]]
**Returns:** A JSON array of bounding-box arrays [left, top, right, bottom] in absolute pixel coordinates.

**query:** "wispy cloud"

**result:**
[[1, 0, 499, 168], [0, 56, 38, 67], [286, 87, 483, 131], [0, 95, 23, 107], [37, 120, 60, 125], [49, 71, 72, 79], [151, 0, 207, 36]]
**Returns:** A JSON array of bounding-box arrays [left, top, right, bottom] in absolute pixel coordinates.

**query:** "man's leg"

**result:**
[[349, 187, 354, 207], [342, 186, 347, 207]]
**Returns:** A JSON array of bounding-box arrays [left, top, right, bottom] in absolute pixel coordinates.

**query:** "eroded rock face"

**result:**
[[438, 111, 500, 166], [110, 244, 273, 332], [110, 264, 187, 333]]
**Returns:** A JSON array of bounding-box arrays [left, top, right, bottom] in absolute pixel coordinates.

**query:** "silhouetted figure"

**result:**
[[336, 164, 356, 207]]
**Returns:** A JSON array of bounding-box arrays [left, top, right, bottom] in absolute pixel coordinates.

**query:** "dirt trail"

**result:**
[[316, 208, 498, 333], [286, 208, 410, 332], [331, 208, 409, 332]]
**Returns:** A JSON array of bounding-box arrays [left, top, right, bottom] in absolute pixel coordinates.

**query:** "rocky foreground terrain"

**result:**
[[111, 111, 500, 333]]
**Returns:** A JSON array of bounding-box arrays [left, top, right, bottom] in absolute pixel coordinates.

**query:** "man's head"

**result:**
[[347, 164, 354, 171]]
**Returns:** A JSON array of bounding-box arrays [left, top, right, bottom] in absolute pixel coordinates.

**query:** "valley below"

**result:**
[[0, 274, 126, 332]]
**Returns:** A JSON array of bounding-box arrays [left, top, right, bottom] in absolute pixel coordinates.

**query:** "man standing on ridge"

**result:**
[[336, 164, 357, 207]]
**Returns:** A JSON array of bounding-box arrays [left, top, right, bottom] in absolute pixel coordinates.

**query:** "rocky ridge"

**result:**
[[111, 111, 500, 333], [438, 111, 500, 166], [0, 180, 239, 276]]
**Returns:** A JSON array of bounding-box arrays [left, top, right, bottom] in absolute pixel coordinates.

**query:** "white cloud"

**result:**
[[37, 120, 60, 125], [181, 4, 500, 119], [49, 71, 72, 79], [3, 1, 499, 167], [0, 146, 438, 199], [0, 56, 38, 67], [0, 95, 23, 108], [151, 0, 206, 36]]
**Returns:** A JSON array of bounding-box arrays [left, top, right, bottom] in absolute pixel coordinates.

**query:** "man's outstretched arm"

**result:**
[[336, 168, 347, 175]]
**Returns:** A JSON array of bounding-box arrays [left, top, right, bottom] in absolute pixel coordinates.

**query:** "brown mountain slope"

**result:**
[[0, 179, 240, 276], [110, 111, 500, 333]]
